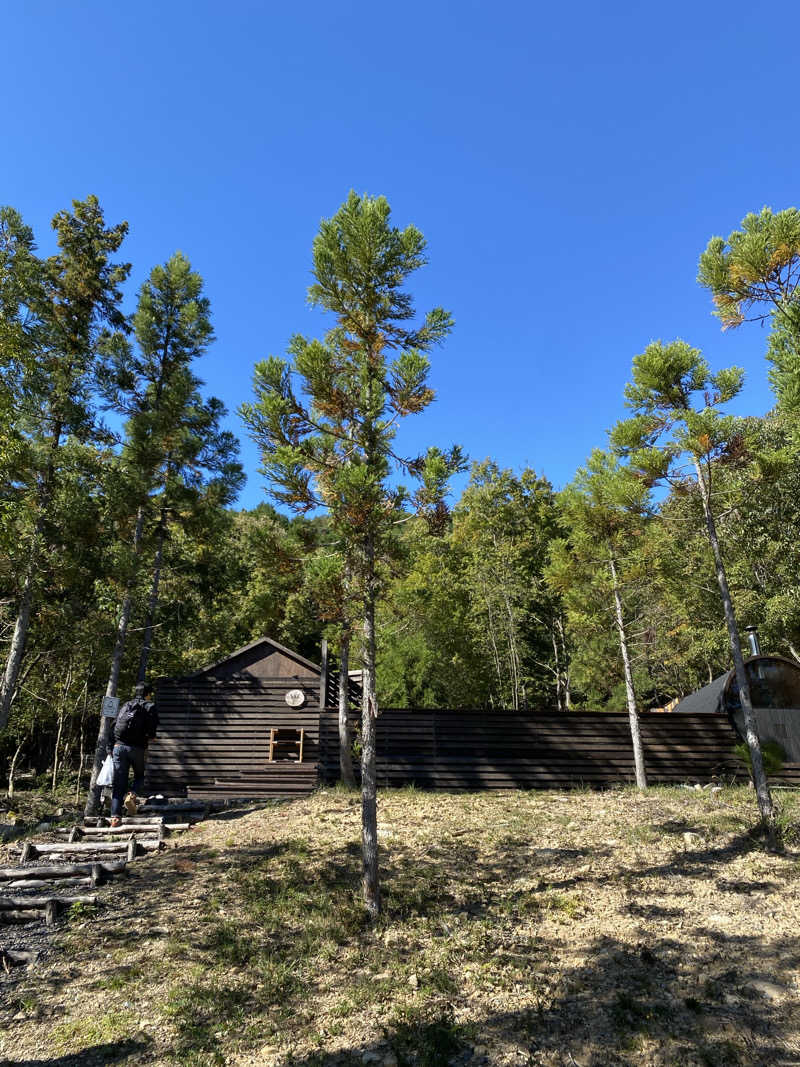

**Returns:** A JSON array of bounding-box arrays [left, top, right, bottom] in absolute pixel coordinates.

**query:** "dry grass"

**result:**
[[2, 785, 800, 1066]]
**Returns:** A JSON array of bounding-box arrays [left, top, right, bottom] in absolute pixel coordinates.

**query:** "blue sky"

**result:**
[[4, 1, 799, 508]]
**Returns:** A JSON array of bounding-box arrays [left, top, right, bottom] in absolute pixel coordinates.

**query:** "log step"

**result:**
[[61, 825, 163, 838], [0, 861, 127, 883], [0, 947, 39, 968], [20, 840, 160, 860], [5, 876, 93, 890], [0, 894, 98, 909]]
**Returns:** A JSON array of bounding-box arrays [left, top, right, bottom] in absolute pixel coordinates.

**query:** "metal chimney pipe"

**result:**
[[745, 625, 761, 657]]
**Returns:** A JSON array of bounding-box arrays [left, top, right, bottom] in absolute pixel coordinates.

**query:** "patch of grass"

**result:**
[[165, 979, 250, 1064], [50, 1011, 137, 1053], [92, 965, 140, 992], [386, 1001, 471, 1067], [609, 991, 672, 1035]]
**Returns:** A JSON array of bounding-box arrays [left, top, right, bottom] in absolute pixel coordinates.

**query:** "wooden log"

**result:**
[[19, 842, 32, 864], [0, 947, 39, 967], [0, 861, 127, 881], [62, 825, 162, 837], [139, 801, 207, 813], [84, 816, 165, 827], [6, 876, 92, 890], [45, 900, 58, 925], [68, 826, 81, 843], [1, 910, 46, 924], [23, 840, 159, 855], [126, 837, 137, 863], [0, 895, 98, 909]]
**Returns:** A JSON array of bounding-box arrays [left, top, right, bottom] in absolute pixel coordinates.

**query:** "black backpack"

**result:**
[[115, 698, 155, 746]]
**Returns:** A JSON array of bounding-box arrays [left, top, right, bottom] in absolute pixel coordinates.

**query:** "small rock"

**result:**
[[408, 973, 419, 989], [55, 807, 64, 816], [724, 994, 740, 1006], [683, 832, 701, 846], [35, 821, 51, 832], [745, 979, 787, 1001]]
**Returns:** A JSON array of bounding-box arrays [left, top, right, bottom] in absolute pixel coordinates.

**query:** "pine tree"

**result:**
[[241, 192, 460, 916], [84, 252, 242, 815], [548, 450, 650, 786], [610, 340, 777, 845], [0, 196, 129, 731]]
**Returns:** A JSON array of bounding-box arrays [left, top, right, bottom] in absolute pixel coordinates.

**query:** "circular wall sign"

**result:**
[[285, 689, 306, 708]]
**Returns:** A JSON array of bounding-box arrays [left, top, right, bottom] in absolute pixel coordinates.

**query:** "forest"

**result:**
[[1, 192, 800, 804]]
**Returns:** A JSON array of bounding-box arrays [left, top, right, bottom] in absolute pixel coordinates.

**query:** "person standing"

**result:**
[[109, 683, 159, 827]]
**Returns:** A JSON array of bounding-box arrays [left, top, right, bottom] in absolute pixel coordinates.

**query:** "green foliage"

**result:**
[[734, 739, 785, 778]]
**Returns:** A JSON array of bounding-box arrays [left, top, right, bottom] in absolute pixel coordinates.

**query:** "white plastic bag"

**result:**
[[97, 754, 114, 787]]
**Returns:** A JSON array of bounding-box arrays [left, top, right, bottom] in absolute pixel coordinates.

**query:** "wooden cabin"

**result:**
[[146, 637, 327, 800]]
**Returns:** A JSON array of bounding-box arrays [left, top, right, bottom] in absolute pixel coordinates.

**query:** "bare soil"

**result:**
[[1, 785, 799, 1067]]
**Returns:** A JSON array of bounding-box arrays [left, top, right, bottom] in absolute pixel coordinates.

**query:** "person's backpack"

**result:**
[[115, 697, 155, 746]]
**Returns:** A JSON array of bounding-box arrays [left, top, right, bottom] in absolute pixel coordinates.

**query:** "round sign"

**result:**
[[285, 689, 306, 708]]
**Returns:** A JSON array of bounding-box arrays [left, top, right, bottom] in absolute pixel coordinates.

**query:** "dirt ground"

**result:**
[[1, 785, 799, 1067]]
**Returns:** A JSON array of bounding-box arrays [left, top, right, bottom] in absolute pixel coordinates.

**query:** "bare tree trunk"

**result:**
[[361, 534, 380, 918], [0, 535, 40, 732], [339, 633, 356, 789], [85, 507, 146, 818], [480, 577, 505, 703], [691, 456, 776, 847], [7, 740, 25, 800], [787, 641, 800, 666], [552, 626, 564, 711], [75, 705, 86, 803], [557, 614, 571, 709], [136, 511, 166, 685], [0, 425, 62, 730], [609, 554, 647, 789], [51, 663, 73, 794]]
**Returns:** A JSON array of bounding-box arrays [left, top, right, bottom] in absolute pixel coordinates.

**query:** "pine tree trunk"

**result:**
[[691, 456, 777, 846], [136, 511, 167, 685], [339, 633, 356, 789], [609, 554, 647, 788], [85, 507, 146, 817], [361, 534, 380, 918]]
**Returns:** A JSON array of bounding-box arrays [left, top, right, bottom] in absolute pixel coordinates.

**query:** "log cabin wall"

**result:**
[[146, 637, 325, 799], [147, 678, 321, 798], [319, 709, 800, 789]]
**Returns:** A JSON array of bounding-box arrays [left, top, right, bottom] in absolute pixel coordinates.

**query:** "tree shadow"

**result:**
[[0, 1037, 150, 1066]]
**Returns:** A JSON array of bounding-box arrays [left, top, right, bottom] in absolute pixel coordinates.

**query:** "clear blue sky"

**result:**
[[4, 1, 799, 508]]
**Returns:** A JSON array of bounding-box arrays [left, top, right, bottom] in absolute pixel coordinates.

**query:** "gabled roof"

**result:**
[[187, 636, 322, 679]]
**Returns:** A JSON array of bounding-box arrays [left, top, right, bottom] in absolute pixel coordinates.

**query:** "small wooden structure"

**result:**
[[146, 637, 326, 800], [673, 655, 800, 762]]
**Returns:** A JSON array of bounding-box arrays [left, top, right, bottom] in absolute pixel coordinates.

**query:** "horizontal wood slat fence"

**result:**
[[147, 684, 800, 799], [320, 709, 800, 790]]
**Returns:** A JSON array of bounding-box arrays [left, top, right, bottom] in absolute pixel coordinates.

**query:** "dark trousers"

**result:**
[[111, 742, 146, 817]]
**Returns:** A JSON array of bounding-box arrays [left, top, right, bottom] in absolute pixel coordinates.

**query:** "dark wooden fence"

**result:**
[[319, 709, 800, 789], [146, 691, 800, 799]]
